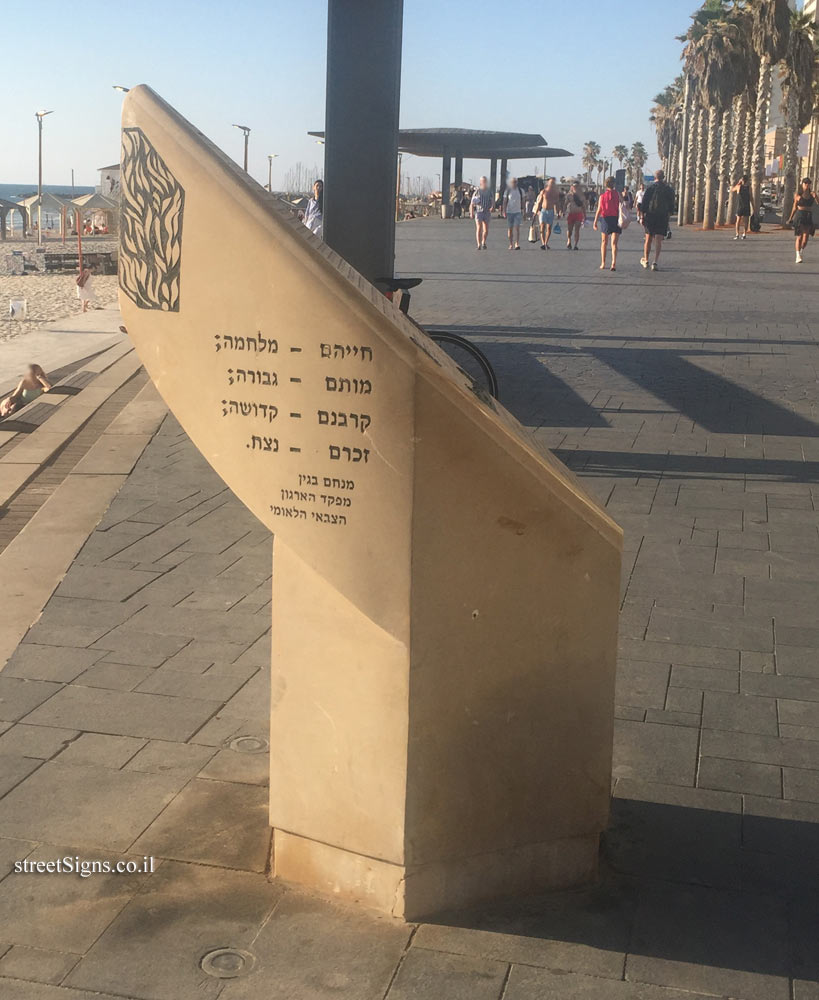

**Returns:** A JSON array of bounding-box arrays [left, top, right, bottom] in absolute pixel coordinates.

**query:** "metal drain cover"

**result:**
[[227, 735, 269, 754], [200, 947, 256, 979]]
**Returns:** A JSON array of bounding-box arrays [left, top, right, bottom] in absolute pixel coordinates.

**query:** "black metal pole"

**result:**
[[324, 0, 403, 284]]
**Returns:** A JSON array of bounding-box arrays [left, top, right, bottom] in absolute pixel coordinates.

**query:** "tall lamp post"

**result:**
[[267, 153, 278, 192], [35, 110, 54, 247], [232, 124, 251, 172]]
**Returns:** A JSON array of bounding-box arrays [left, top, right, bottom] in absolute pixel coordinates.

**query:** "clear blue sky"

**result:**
[[2, 0, 702, 190]]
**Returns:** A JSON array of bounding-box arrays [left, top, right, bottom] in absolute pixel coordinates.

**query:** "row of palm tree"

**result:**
[[651, 0, 819, 230], [581, 141, 648, 190]]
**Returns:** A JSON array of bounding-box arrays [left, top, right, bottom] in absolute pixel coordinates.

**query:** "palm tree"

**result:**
[[677, 3, 714, 225], [693, 106, 707, 222], [677, 73, 695, 224], [631, 142, 648, 187], [650, 86, 679, 179], [690, 12, 745, 229], [749, 0, 791, 214], [779, 12, 818, 223], [726, 4, 758, 221], [582, 141, 600, 185], [612, 144, 629, 171]]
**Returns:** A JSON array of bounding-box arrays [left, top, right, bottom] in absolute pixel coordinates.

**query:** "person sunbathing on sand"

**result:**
[[0, 364, 52, 418]]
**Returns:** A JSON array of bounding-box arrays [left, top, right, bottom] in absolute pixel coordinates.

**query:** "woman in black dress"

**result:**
[[731, 175, 753, 240], [787, 177, 817, 264]]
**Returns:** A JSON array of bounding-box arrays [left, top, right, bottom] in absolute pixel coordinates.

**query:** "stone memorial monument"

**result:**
[[119, 86, 622, 920]]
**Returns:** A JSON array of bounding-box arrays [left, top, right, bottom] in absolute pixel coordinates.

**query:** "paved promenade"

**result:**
[[0, 219, 818, 999]]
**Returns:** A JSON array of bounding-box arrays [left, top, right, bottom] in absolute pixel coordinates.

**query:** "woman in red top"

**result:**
[[593, 177, 622, 271]]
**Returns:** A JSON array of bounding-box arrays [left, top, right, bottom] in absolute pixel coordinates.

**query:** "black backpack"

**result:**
[[646, 182, 671, 216], [750, 214, 761, 232]]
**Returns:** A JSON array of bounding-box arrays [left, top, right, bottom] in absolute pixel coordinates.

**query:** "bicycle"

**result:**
[[377, 277, 499, 401]]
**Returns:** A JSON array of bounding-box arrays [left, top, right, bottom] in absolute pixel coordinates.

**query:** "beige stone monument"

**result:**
[[119, 86, 622, 920]]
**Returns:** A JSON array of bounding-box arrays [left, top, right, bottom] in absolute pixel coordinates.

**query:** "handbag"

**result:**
[[528, 219, 538, 242], [618, 204, 631, 230], [553, 221, 561, 235]]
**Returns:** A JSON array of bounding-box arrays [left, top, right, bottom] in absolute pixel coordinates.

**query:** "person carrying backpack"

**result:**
[[640, 169, 675, 271]]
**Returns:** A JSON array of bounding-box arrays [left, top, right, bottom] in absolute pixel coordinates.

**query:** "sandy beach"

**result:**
[[1, 238, 119, 344]]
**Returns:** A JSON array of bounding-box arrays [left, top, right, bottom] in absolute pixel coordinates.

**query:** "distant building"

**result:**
[[799, 0, 819, 182], [97, 164, 121, 198], [765, 127, 787, 177]]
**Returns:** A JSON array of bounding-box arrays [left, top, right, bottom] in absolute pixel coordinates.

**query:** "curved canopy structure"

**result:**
[[309, 127, 572, 207]]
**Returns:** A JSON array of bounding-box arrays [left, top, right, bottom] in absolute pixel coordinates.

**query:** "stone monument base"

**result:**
[[118, 86, 622, 924], [272, 829, 598, 920]]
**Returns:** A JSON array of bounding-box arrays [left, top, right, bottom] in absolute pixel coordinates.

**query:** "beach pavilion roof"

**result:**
[[0, 197, 27, 239], [71, 192, 118, 211], [17, 192, 71, 214]]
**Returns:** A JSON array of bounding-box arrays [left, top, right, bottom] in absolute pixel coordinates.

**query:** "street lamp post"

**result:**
[[35, 110, 54, 247], [232, 124, 251, 172], [267, 154, 278, 192]]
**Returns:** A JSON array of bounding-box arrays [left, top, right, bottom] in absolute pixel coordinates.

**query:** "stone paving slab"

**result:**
[[63, 861, 283, 1000], [0, 222, 818, 997]]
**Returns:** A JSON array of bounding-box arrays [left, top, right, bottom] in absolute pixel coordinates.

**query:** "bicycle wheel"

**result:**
[[428, 332, 499, 401]]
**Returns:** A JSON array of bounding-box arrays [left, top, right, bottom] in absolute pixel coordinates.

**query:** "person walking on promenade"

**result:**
[[593, 177, 622, 271], [524, 185, 536, 220], [732, 175, 753, 240], [302, 180, 323, 237], [470, 176, 493, 249], [640, 169, 675, 271], [534, 178, 560, 250], [635, 181, 646, 224], [787, 177, 817, 264], [503, 177, 523, 250], [564, 182, 586, 250]]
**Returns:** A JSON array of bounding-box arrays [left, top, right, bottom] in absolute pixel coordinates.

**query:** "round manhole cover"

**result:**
[[200, 948, 256, 979], [227, 736, 269, 754]]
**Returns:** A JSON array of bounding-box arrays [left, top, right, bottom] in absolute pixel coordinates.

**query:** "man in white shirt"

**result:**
[[635, 182, 645, 224], [503, 177, 523, 250]]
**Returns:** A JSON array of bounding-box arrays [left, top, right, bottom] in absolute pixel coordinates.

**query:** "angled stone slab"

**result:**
[[119, 86, 622, 918], [104, 381, 167, 435], [0, 475, 127, 670], [0, 356, 142, 473], [71, 433, 153, 476], [0, 463, 39, 506]]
